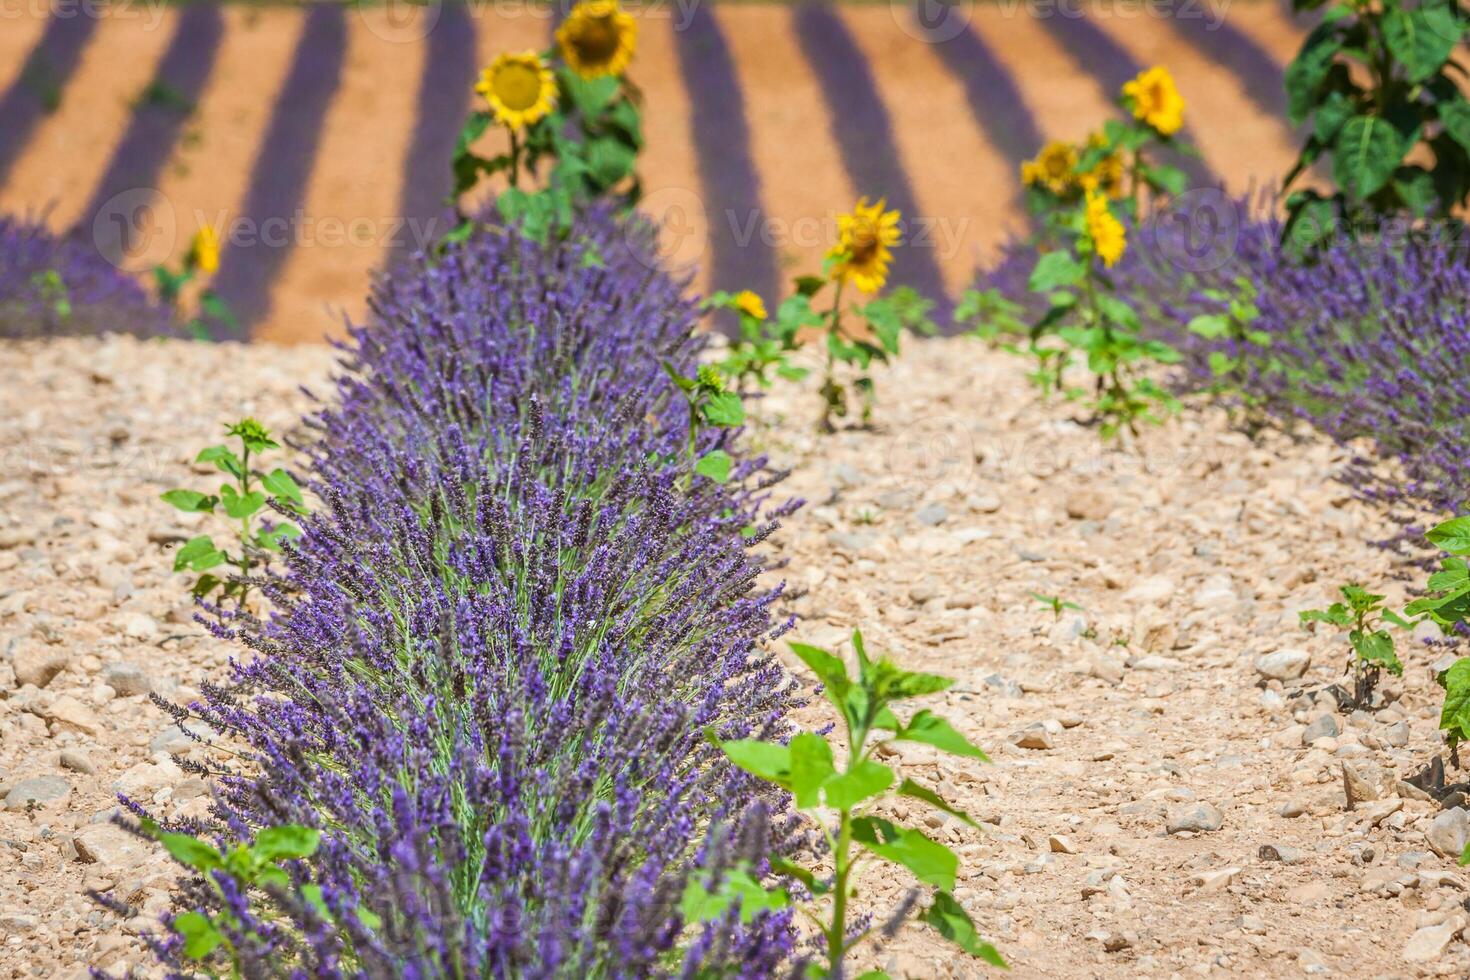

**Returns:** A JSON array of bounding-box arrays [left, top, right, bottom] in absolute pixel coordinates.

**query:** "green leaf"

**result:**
[[1429, 516, 1470, 554], [161, 489, 216, 513], [1440, 98, 1470, 154], [894, 709, 990, 761], [822, 758, 894, 810], [1285, 24, 1343, 125], [789, 642, 851, 705], [1440, 659, 1470, 748], [1382, 6, 1461, 83], [850, 816, 958, 890], [1141, 163, 1187, 196], [870, 660, 953, 701], [921, 891, 1008, 967], [196, 445, 243, 479], [220, 485, 267, 520], [1299, 604, 1353, 628], [252, 825, 321, 863], [1027, 251, 1085, 292], [694, 450, 733, 484], [172, 911, 224, 960], [1187, 313, 1230, 339], [788, 733, 836, 809], [1333, 116, 1406, 200], [680, 869, 789, 925], [174, 535, 225, 573], [1350, 629, 1402, 676], [260, 468, 304, 507], [898, 778, 979, 828], [156, 831, 222, 872], [701, 391, 745, 428], [793, 275, 827, 299], [720, 739, 792, 787]]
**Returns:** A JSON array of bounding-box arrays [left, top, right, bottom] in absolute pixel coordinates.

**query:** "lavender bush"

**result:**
[[131, 213, 803, 976], [0, 213, 176, 339]]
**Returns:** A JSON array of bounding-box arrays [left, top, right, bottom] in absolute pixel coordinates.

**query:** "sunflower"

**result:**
[[476, 51, 557, 132], [828, 197, 901, 294], [1085, 191, 1126, 268], [1078, 132, 1126, 199], [1122, 66, 1185, 137], [733, 290, 767, 321], [190, 224, 220, 274], [1021, 141, 1079, 196], [557, 0, 638, 79]]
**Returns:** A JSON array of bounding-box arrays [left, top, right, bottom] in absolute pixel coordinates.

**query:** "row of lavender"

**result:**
[[136, 214, 805, 974]]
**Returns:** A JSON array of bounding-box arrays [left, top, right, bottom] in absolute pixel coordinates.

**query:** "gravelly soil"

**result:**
[[2, 334, 1468, 978]]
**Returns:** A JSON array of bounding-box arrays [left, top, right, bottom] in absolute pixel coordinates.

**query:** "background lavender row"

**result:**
[[1042, 11, 1217, 189], [674, 4, 781, 310], [81, 5, 224, 267], [916, 8, 1045, 225], [390, 4, 477, 271], [794, 2, 952, 319], [0, 14, 96, 187], [208, 5, 346, 339]]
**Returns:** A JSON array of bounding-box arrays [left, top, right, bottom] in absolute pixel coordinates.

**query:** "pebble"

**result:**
[[73, 823, 154, 871], [914, 503, 948, 527], [1302, 714, 1340, 745], [1064, 489, 1113, 521], [11, 643, 68, 689], [1425, 808, 1470, 859], [40, 695, 103, 736], [1009, 725, 1054, 750], [1258, 843, 1305, 864], [1402, 916, 1466, 962], [101, 662, 152, 697], [4, 775, 71, 811], [59, 750, 96, 775], [1048, 834, 1078, 854], [1255, 648, 1310, 681], [1166, 802, 1224, 835], [1341, 760, 1391, 809]]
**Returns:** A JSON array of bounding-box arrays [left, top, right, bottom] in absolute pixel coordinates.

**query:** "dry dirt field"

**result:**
[[3, 335, 1468, 977]]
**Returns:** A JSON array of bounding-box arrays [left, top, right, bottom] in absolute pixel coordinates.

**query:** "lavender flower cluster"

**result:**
[[143, 215, 804, 976], [0, 213, 175, 339], [975, 204, 1470, 532]]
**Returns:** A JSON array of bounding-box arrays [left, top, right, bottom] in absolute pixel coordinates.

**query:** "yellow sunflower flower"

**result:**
[[733, 290, 767, 321], [1078, 133, 1126, 199], [476, 51, 557, 132], [1021, 141, 1079, 196], [1085, 191, 1127, 268], [1122, 66, 1185, 137], [557, 0, 638, 79], [190, 224, 220, 274], [828, 197, 901, 295]]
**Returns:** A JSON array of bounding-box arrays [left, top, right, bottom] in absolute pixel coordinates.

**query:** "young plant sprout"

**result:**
[[715, 631, 1005, 977], [1300, 584, 1415, 709], [161, 418, 307, 610]]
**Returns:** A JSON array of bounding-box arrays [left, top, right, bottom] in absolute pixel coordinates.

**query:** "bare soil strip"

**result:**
[[0, 14, 91, 186], [256, 11, 426, 344], [722, 5, 857, 290], [841, 6, 1028, 290], [0, 10, 174, 230], [207, 6, 346, 338]]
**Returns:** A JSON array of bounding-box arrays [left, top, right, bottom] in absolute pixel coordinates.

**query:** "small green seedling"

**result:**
[[664, 363, 745, 484], [713, 631, 1005, 978], [702, 290, 810, 391], [1300, 584, 1415, 709], [1029, 592, 1082, 620], [161, 419, 307, 609]]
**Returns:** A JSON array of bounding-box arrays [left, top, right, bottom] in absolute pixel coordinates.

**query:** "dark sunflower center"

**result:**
[[571, 17, 620, 64], [849, 227, 879, 265]]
